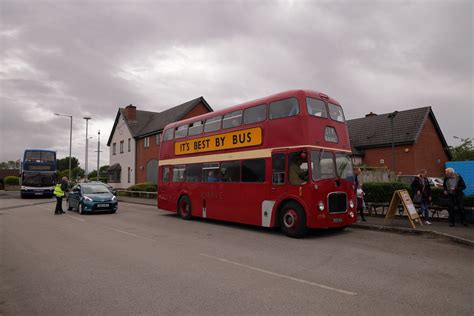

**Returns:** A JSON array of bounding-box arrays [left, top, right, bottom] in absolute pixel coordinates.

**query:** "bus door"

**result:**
[[271, 150, 288, 201], [158, 166, 170, 210], [201, 163, 225, 220]]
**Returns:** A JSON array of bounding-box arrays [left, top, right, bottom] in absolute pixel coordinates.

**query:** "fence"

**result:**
[[360, 169, 394, 183]]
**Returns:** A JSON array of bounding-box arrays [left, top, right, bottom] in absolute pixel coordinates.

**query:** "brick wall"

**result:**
[[361, 116, 449, 177], [135, 102, 211, 183]]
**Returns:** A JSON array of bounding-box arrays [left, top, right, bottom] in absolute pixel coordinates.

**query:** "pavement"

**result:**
[[117, 195, 474, 247]]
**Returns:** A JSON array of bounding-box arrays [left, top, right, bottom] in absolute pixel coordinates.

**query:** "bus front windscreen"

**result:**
[[22, 172, 55, 187]]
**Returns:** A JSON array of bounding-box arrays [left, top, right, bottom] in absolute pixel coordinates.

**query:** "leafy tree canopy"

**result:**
[[57, 156, 79, 171], [449, 138, 474, 161]]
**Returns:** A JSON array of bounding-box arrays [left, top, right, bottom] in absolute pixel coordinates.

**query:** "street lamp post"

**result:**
[[84, 117, 91, 181], [97, 130, 101, 181], [387, 111, 399, 179], [54, 113, 73, 180]]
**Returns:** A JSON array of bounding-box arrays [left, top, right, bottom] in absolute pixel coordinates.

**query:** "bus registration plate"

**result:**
[[332, 218, 343, 223], [97, 204, 109, 208]]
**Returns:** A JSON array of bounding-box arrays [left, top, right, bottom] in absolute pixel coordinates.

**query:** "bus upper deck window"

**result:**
[[269, 97, 299, 120], [243, 104, 266, 124], [328, 103, 345, 122], [175, 125, 188, 139], [222, 110, 243, 129], [188, 121, 204, 136], [306, 97, 327, 118], [163, 128, 174, 141], [204, 116, 222, 133]]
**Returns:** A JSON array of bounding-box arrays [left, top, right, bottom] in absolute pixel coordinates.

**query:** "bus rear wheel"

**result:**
[[280, 202, 307, 238], [178, 195, 192, 220]]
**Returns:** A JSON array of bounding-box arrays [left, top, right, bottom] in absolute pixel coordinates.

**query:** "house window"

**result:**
[[128, 167, 131, 183], [128, 138, 131, 152], [144, 137, 150, 148], [112, 143, 117, 155], [120, 140, 124, 153], [156, 133, 161, 145]]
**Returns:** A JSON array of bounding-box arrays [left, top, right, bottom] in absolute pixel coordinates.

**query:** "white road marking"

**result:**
[[66, 214, 86, 222], [200, 253, 357, 296], [105, 226, 138, 237]]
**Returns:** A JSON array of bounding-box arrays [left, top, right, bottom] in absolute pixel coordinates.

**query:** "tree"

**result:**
[[99, 165, 109, 177], [88, 170, 98, 179], [57, 157, 79, 171], [449, 138, 474, 161], [71, 167, 85, 181]]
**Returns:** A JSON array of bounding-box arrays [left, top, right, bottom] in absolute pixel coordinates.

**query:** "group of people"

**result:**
[[354, 167, 467, 227]]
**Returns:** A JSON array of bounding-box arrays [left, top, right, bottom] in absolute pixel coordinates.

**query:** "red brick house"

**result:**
[[107, 97, 212, 188], [347, 107, 451, 177]]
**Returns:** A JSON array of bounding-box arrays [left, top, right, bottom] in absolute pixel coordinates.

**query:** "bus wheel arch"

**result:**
[[277, 200, 308, 238], [177, 194, 192, 220]]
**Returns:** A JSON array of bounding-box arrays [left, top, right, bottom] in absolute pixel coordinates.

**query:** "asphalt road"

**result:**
[[1, 194, 473, 315]]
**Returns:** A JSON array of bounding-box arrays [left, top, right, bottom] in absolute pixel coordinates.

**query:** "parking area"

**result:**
[[1, 193, 473, 315]]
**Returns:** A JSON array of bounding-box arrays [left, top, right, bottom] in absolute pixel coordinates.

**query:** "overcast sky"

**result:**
[[0, 0, 472, 169]]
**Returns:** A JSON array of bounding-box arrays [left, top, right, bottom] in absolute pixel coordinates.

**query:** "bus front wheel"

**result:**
[[280, 202, 307, 238], [178, 196, 192, 220]]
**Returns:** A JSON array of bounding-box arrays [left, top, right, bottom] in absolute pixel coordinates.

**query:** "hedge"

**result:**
[[362, 182, 474, 207], [362, 182, 409, 204], [128, 182, 157, 192], [4, 176, 19, 185]]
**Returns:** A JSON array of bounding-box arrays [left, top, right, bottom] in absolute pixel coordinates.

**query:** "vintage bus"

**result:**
[[20, 149, 57, 198], [158, 90, 356, 237]]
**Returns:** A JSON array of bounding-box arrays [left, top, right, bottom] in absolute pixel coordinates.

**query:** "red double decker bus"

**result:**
[[158, 90, 356, 237]]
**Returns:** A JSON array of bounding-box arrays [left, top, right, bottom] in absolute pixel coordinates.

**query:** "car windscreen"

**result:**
[[82, 185, 110, 194]]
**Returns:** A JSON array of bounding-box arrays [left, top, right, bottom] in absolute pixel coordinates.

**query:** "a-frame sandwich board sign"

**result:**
[[384, 189, 423, 229]]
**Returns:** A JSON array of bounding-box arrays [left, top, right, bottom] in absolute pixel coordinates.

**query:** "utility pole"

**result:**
[[84, 116, 91, 181], [97, 130, 101, 181]]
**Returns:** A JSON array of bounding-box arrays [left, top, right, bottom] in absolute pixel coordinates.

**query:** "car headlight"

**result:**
[[83, 196, 93, 202], [318, 201, 325, 211], [349, 199, 354, 209], [111, 196, 117, 201]]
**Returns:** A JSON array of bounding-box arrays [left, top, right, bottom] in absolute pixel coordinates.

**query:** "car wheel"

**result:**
[[178, 195, 192, 220], [79, 203, 84, 215], [280, 202, 307, 238]]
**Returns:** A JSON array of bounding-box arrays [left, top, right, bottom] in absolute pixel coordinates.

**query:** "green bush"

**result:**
[[362, 182, 409, 204], [4, 176, 19, 185], [128, 182, 157, 192], [464, 195, 474, 207]]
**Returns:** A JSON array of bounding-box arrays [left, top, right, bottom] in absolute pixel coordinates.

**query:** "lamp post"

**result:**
[[387, 111, 399, 179], [84, 116, 91, 181], [96, 130, 101, 181], [54, 113, 73, 180]]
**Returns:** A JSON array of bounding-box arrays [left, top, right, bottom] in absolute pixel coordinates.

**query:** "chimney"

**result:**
[[124, 104, 136, 121], [365, 112, 377, 117]]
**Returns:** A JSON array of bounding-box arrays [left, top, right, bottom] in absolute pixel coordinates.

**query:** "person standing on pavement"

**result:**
[[53, 176, 69, 215], [353, 167, 366, 222], [443, 168, 467, 227], [410, 169, 432, 225]]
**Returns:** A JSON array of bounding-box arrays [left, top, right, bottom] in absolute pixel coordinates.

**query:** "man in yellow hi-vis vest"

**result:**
[[54, 177, 69, 215]]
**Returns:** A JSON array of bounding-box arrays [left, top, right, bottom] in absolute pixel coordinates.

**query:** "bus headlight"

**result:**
[[349, 199, 354, 209], [349, 211, 355, 218], [318, 201, 325, 211]]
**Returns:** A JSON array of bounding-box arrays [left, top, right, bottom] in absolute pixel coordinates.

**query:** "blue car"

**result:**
[[67, 183, 118, 214]]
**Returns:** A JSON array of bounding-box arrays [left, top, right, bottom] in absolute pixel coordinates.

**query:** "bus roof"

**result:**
[[163, 89, 341, 130]]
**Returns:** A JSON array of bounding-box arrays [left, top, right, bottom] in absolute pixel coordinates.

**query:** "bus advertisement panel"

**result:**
[[21, 149, 57, 198], [158, 90, 356, 237]]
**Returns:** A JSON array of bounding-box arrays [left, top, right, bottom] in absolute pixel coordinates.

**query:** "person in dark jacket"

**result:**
[[443, 168, 467, 227], [410, 169, 432, 225]]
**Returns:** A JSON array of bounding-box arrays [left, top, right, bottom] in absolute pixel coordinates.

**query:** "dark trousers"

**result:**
[[55, 196, 63, 214], [448, 195, 465, 225]]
